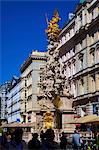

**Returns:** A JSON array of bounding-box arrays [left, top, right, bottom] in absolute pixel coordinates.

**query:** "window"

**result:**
[[82, 39, 86, 48], [90, 34, 94, 45], [62, 55, 66, 62], [79, 13, 82, 28], [23, 115, 26, 123], [79, 55, 83, 70], [79, 41, 82, 50], [67, 52, 70, 59], [71, 81, 76, 97], [92, 8, 98, 20], [71, 47, 75, 56], [66, 33, 70, 41], [91, 51, 95, 65], [25, 90, 27, 98], [93, 104, 98, 115], [91, 74, 95, 92], [25, 79, 27, 87], [68, 62, 71, 77], [28, 116, 31, 122], [25, 102, 27, 112], [62, 36, 66, 44], [80, 78, 84, 95], [73, 47, 75, 53], [90, 48, 95, 65], [79, 13, 82, 22], [73, 61, 75, 75]]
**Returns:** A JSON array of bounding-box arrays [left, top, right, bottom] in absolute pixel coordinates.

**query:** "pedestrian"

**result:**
[[0, 131, 12, 150], [40, 130, 45, 143], [72, 130, 81, 150], [10, 128, 27, 150], [42, 128, 60, 150], [28, 133, 41, 150], [60, 132, 67, 149]]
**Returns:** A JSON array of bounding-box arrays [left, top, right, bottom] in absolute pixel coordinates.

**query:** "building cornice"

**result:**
[[59, 2, 87, 37], [58, 0, 98, 40], [59, 17, 75, 38], [58, 16, 99, 57], [87, 0, 98, 11], [20, 53, 47, 73], [73, 92, 99, 107]]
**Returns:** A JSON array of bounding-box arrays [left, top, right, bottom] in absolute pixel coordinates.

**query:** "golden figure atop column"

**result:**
[[45, 10, 61, 41]]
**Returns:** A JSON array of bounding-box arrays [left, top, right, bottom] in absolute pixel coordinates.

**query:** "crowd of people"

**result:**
[[0, 127, 98, 150]]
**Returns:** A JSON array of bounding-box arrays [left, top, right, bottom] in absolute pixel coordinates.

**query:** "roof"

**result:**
[[1, 122, 36, 128], [85, 116, 99, 124], [69, 115, 98, 124], [20, 51, 47, 73], [59, 0, 93, 38], [8, 76, 20, 92], [32, 51, 47, 57]]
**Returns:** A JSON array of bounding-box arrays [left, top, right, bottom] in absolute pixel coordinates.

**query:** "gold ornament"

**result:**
[[45, 10, 61, 40]]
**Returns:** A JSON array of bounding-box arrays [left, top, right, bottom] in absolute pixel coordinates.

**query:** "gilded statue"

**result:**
[[43, 110, 54, 129], [45, 10, 61, 40]]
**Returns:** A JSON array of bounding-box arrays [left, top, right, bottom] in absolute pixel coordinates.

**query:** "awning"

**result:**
[[0, 122, 36, 128], [68, 115, 98, 124], [85, 116, 99, 124]]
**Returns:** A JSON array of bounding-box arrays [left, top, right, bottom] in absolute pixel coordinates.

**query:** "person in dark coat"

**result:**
[[40, 130, 45, 143], [10, 128, 27, 150], [28, 133, 41, 150], [60, 132, 67, 149], [42, 128, 60, 150], [1, 128, 27, 150], [0, 132, 12, 150]]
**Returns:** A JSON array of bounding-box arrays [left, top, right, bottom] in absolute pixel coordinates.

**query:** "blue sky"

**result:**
[[1, 0, 79, 84]]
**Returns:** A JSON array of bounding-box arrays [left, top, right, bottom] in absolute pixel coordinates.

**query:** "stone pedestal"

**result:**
[[59, 97, 75, 132], [59, 97, 73, 111], [62, 113, 75, 132]]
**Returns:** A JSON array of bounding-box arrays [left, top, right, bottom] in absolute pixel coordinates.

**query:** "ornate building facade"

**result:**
[[20, 51, 47, 126], [7, 76, 22, 123], [58, 0, 99, 117], [0, 81, 11, 121]]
